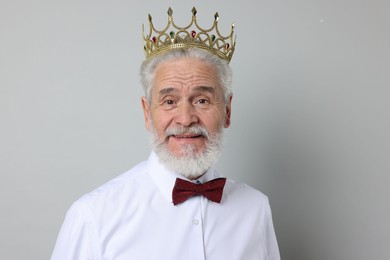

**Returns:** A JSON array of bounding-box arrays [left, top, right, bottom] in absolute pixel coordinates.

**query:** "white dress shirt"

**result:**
[[51, 152, 280, 260]]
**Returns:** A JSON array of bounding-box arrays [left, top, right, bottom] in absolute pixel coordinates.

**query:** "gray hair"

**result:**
[[140, 48, 233, 103]]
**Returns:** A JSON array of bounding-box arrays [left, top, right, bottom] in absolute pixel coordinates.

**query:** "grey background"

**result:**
[[1, 0, 389, 259]]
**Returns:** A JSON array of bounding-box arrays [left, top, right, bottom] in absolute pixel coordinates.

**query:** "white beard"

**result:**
[[149, 124, 224, 180]]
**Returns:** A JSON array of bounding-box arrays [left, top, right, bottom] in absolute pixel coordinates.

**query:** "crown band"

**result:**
[[142, 7, 236, 63]]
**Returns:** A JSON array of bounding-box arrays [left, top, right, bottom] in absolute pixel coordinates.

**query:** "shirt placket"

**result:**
[[189, 195, 206, 260]]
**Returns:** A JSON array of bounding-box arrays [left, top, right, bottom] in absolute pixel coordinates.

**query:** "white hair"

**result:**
[[149, 123, 224, 180], [140, 48, 233, 103]]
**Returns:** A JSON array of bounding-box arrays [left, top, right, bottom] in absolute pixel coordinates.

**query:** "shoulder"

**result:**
[[72, 160, 151, 211], [91, 160, 149, 193], [52, 162, 150, 259], [223, 178, 270, 210], [225, 178, 268, 199]]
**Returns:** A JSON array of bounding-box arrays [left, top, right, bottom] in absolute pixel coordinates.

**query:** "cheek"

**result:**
[[151, 112, 172, 131], [201, 111, 225, 131]]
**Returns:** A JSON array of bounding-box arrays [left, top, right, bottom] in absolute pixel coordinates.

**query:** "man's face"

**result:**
[[142, 57, 232, 158]]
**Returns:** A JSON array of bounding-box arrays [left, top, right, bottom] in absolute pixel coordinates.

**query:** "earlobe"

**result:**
[[141, 97, 151, 131], [224, 112, 231, 128], [224, 95, 233, 128]]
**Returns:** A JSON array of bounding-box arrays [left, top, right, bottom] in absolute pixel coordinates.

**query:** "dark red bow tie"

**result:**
[[172, 177, 227, 205]]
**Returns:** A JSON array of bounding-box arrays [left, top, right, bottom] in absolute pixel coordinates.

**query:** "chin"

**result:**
[[171, 146, 205, 158], [153, 140, 223, 179], [149, 124, 225, 179]]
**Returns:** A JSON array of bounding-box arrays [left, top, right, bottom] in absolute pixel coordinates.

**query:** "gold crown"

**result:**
[[142, 7, 236, 63]]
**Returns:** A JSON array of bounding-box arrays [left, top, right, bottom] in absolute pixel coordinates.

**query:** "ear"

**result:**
[[224, 95, 233, 128], [141, 96, 151, 131]]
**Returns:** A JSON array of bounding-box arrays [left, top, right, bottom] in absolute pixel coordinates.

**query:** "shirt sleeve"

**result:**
[[51, 199, 99, 260], [264, 199, 281, 260]]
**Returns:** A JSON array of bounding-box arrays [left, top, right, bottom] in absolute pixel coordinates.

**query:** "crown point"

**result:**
[[214, 12, 219, 21], [167, 7, 173, 16], [142, 7, 236, 63], [192, 7, 197, 16]]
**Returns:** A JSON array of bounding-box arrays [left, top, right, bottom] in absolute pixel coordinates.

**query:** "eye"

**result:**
[[196, 98, 209, 104], [161, 98, 178, 109]]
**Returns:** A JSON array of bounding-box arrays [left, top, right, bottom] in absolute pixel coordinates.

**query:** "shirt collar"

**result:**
[[147, 152, 222, 203]]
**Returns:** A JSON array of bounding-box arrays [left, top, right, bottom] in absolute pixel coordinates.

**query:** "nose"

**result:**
[[174, 101, 198, 126]]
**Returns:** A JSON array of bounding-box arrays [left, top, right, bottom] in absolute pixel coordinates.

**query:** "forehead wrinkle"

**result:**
[[153, 61, 221, 98], [157, 65, 218, 84]]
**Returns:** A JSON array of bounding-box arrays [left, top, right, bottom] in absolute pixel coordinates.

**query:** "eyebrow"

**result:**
[[158, 87, 176, 96], [194, 86, 216, 95], [158, 86, 216, 96]]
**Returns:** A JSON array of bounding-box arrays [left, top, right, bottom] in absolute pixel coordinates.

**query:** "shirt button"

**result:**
[[193, 219, 199, 225]]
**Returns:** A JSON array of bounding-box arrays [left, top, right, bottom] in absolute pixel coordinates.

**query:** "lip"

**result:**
[[173, 134, 202, 139], [169, 134, 205, 143]]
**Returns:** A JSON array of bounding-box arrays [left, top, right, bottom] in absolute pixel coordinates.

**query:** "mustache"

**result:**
[[165, 125, 209, 138]]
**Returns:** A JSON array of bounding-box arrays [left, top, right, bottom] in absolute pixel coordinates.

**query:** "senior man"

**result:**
[[51, 7, 280, 260]]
